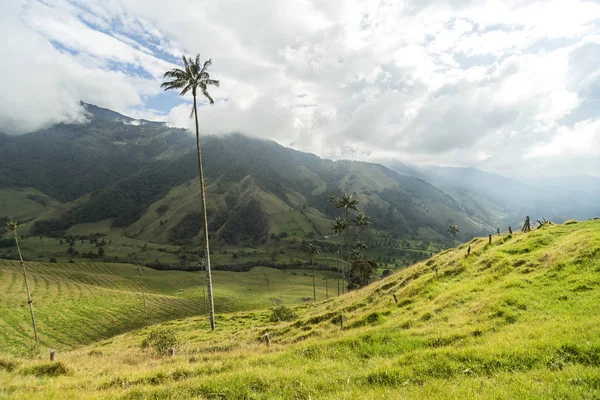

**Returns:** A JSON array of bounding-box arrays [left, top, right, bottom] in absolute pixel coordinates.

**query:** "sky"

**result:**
[[1, 0, 600, 177]]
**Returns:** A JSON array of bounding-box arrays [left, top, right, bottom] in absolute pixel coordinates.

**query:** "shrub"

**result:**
[[141, 327, 180, 356], [21, 362, 68, 377], [564, 220, 578, 225], [0, 358, 17, 372], [269, 306, 297, 322]]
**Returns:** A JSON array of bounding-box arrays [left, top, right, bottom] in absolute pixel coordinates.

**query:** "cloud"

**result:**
[[0, 0, 175, 134], [1, 0, 600, 176]]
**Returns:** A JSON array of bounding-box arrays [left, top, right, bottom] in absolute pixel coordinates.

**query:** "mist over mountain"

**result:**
[[1, 104, 598, 248]]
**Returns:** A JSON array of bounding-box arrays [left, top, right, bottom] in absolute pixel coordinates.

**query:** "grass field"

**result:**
[[0, 188, 61, 221], [0, 261, 336, 352], [1, 220, 599, 399]]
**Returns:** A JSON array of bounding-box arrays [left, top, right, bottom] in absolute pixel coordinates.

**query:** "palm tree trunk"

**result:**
[[345, 209, 350, 293], [312, 255, 316, 302], [13, 232, 38, 344], [193, 93, 216, 331], [137, 268, 148, 326], [336, 242, 341, 296]]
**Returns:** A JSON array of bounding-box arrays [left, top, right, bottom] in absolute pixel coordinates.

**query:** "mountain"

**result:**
[[381, 163, 600, 229], [81, 101, 167, 127], [0, 107, 492, 246]]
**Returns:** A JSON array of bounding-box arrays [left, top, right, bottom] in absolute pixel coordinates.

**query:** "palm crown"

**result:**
[[161, 55, 220, 113], [306, 241, 322, 257], [336, 194, 359, 213], [352, 212, 371, 228], [448, 224, 460, 235], [331, 216, 348, 234], [7, 221, 18, 232]]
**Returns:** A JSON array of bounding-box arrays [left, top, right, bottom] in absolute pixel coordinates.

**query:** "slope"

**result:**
[[1, 219, 599, 399], [0, 260, 335, 352]]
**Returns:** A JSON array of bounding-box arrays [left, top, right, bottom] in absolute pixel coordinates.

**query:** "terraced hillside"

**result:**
[[0, 261, 333, 351], [1, 220, 599, 399]]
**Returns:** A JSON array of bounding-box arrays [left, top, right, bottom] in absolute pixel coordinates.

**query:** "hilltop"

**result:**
[[1, 219, 599, 399]]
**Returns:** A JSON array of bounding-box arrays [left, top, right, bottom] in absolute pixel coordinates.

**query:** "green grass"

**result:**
[[0, 261, 336, 351], [0, 188, 61, 221], [1, 220, 599, 399]]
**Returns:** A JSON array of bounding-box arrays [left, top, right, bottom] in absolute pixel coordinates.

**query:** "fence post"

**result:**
[[392, 294, 398, 304], [50, 349, 56, 361]]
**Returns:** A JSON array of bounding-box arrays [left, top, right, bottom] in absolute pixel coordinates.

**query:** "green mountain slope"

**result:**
[[1, 220, 599, 399], [1, 105, 493, 245]]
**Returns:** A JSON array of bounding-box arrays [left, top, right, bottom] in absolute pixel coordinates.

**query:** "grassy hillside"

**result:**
[[1, 220, 599, 399], [0, 261, 336, 352], [0, 188, 61, 222]]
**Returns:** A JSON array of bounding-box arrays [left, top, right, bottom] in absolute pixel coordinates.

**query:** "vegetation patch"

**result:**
[[20, 362, 69, 377], [141, 327, 180, 356], [0, 358, 18, 372], [269, 305, 298, 322]]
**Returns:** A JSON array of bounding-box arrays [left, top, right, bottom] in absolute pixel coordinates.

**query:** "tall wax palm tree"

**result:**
[[8, 222, 38, 344], [306, 241, 322, 302], [162, 55, 219, 331], [336, 194, 359, 290], [136, 266, 149, 326], [328, 194, 339, 218], [331, 216, 347, 295], [353, 211, 371, 246], [448, 224, 460, 246]]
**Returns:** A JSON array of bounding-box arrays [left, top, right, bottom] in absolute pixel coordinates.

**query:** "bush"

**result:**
[[141, 327, 180, 356], [269, 306, 297, 322], [564, 220, 578, 225], [21, 362, 68, 377], [0, 358, 17, 372]]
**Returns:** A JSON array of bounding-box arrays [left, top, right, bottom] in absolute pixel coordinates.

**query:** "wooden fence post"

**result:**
[[509, 226, 513, 234], [339, 315, 344, 330], [497, 228, 500, 236], [50, 349, 56, 361], [264, 333, 271, 347], [489, 234, 492, 244], [392, 294, 398, 304], [467, 246, 471, 256]]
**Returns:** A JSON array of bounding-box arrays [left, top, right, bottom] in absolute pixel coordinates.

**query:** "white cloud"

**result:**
[[1, 0, 600, 176]]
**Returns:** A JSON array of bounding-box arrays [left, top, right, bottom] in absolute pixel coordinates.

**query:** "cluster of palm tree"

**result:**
[[328, 193, 371, 293]]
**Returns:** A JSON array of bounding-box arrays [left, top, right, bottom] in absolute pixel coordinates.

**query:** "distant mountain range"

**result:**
[[0, 103, 597, 246]]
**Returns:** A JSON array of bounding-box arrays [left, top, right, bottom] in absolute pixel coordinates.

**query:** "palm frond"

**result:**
[[163, 68, 187, 79], [203, 79, 220, 87], [180, 82, 194, 96], [161, 79, 188, 91], [201, 87, 215, 104], [200, 58, 212, 75]]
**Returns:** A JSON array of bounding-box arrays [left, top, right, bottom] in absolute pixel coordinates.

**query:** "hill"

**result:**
[[0, 260, 334, 351], [1, 219, 599, 399]]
